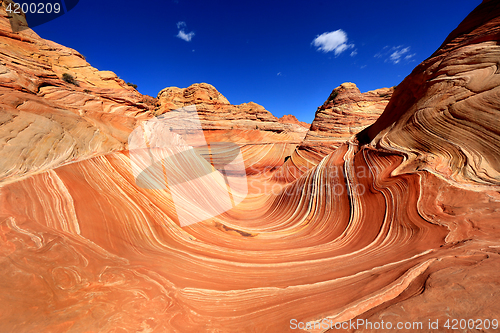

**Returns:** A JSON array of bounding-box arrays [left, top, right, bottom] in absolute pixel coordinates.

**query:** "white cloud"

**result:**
[[350, 50, 357, 57], [375, 45, 415, 64], [177, 30, 195, 42], [405, 53, 416, 60], [176, 21, 195, 42], [312, 29, 354, 55], [277, 72, 282, 76], [389, 46, 410, 64]]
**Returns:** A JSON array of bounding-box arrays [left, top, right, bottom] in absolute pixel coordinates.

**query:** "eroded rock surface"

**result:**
[[306, 82, 392, 144], [0, 0, 153, 185], [279, 114, 310, 129], [157, 83, 307, 134], [1, 1, 500, 333], [156, 83, 308, 174], [357, 0, 500, 186], [273, 83, 392, 183]]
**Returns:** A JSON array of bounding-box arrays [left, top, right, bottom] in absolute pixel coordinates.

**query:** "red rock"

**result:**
[[278, 114, 311, 129], [308, 82, 392, 140], [0, 0, 500, 332], [0, 0, 154, 184], [357, 0, 500, 186], [156, 83, 308, 174], [156, 83, 308, 135], [273, 82, 392, 182]]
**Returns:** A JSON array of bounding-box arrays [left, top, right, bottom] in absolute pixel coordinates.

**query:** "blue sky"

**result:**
[[32, 0, 480, 123]]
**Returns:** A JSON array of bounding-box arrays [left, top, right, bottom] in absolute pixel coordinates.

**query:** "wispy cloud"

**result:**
[[404, 53, 415, 60], [312, 29, 354, 56], [374, 46, 389, 58], [375, 45, 416, 64], [389, 47, 410, 64], [176, 21, 195, 42]]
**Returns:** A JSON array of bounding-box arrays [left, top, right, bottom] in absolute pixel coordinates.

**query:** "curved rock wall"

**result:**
[[358, 0, 500, 186], [1, 1, 500, 332], [273, 83, 392, 183]]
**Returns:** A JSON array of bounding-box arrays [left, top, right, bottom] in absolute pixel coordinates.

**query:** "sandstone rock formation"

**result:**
[[273, 83, 392, 183], [1, 0, 500, 332], [306, 82, 392, 145], [156, 83, 308, 135], [357, 0, 500, 187], [0, 0, 153, 185], [278, 114, 310, 129], [156, 83, 308, 174], [0, 0, 304, 183]]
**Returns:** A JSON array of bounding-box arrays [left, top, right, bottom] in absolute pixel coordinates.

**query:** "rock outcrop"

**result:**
[[1, 1, 500, 332], [306, 82, 392, 144], [156, 83, 308, 174], [156, 83, 308, 135], [357, 0, 500, 187], [0, 0, 153, 185], [278, 114, 310, 129], [273, 82, 393, 182]]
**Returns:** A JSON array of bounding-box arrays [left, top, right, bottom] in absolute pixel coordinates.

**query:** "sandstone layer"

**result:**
[[357, 0, 500, 187], [306, 82, 392, 145], [279, 114, 310, 129], [156, 83, 308, 135], [0, 0, 154, 185], [0, 0, 303, 183], [156, 83, 308, 174], [273, 83, 392, 183], [1, 1, 500, 333]]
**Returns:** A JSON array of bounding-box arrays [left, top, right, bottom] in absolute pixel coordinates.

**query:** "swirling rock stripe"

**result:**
[[359, 1, 500, 186], [0, 144, 452, 332]]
